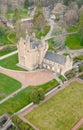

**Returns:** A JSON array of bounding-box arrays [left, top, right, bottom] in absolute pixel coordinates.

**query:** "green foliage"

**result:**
[[79, 74, 83, 80], [12, 116, 34, 130], [73, 55, 83, 62], [63, 0, 72, 5], [78, 8, 83, 46], [79, 64, 83, 72], [65, 69, 76, 79], [35, 25, 50, 39], [59, 75, 66, 82], [33, 3, 46, 31], [0, 27, 10, 45], [63, 53, 70, 56], [38, 88, 45, 101], [30, 89, 40, 104], [24, 0, 29, 9], [13, 9, 21, 24], [76, 0, 83, 7], [30, 88, 45, 104]]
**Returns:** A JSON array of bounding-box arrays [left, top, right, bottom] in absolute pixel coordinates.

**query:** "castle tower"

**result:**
[[17, 35, 48, 70]]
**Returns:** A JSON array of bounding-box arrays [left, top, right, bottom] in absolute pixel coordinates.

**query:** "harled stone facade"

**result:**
[[18, 35, 48, 70], [18, 36, 73, 74]]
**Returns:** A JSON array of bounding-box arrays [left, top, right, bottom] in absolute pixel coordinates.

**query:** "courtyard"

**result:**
[[25, 81, 83, 130]]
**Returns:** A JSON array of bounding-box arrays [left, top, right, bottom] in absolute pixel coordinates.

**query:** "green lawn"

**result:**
[[0, 47, 17, 56], [25, 81, 83, 130], [65, 33, 83, 50], [0, 79, 58, 116], [67, 26, 78, 32], [0, 53, 25, 71], [0, 50, 14, 56], [0, 73, 21, 100]]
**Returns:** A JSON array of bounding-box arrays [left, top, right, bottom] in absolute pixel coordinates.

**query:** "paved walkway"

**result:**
[[72, 118, 83, 130], [0, 86, 25, 104]]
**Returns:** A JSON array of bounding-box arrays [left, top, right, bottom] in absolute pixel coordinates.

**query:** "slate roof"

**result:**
[[44, 51, 66, 65], [30, 38, 41, 49]]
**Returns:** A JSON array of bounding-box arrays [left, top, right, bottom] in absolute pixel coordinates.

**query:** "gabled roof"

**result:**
[[44, 51, 66, 65]]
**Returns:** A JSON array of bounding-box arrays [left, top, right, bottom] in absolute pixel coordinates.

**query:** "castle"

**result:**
[[18, 35, 73, 75]]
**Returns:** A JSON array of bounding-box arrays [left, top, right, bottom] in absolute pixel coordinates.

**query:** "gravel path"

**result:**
[[0, 67, 54, 86]]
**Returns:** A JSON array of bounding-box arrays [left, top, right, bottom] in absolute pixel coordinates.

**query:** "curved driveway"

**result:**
[[0, 67, 54, 86]]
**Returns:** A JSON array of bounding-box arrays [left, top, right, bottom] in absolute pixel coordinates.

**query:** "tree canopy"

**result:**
[[78, 8, 83, 45], [24, 0, 29, 9], [33, 3, 46, 31]]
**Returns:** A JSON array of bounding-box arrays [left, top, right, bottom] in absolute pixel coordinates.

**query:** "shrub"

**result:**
[[12, 116, 34, 130], [30, 88, 45, 104]]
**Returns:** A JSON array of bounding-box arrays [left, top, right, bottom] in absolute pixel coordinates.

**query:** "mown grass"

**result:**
[[0, 79, 58, 116], [25, 81, 83, 130], [0, 53, 25, 71], [0, 73, 21, 100], [65, 33, 83, 50], [0, 49, 15, 56]]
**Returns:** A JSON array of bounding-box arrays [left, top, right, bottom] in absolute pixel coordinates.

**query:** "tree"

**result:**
[[30, 89, 40, 104], [30, 88, 45, 104], [78, 8, 83, 46], [33, 3, 46, 32], [24, 0, 29, 9], [14, 20, 23, 40], [13, 8, 21, 24], [63, 0, 72, 5], [38, 88, 45, 101], [76, 0, 83, 7]]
